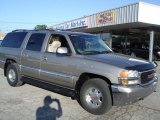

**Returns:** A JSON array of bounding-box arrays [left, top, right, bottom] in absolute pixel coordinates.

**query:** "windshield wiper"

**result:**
[[83, 50, 102, 54], [100, 51, 113, 53], [83, 50, 112, 54]]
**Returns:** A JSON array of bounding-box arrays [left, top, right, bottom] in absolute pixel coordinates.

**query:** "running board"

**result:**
[[21, 76, 75, 98]]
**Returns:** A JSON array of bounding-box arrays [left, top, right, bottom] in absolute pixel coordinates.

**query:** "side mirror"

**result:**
[[56, 47, 69, 55]]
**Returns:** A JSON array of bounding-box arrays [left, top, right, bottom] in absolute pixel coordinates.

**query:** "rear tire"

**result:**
[[79, 78, 112, 115], [6, 63, 23, 87]]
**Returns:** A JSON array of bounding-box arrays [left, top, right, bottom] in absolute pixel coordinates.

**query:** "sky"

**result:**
[[0, 0, 160, 32]]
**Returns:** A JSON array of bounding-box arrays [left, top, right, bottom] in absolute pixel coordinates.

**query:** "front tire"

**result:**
[[6, 63, 23, 87], [79, 78, 112, 115]]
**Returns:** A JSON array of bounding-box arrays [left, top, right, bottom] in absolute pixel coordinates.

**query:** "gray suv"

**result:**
[[0, 29, 158, 115]]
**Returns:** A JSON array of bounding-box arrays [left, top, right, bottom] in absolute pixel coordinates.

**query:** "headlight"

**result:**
[[157, 51, 160, 55], [119, 70, 140, 85]]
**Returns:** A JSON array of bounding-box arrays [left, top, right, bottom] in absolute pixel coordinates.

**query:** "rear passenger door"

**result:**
[[21, 33, 46, 79]]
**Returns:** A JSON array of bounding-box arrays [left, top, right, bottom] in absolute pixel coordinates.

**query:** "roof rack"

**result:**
[[12, 29, 28, 32], [41, 28, 66, 31], [12, 28, 64, 33], [46, 28, 67, 31], [35, 29, 55, 31]]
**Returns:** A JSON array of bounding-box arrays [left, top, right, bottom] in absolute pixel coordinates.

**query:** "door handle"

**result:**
[[42, 56, 47, 61], [23, 53, 28, 57]]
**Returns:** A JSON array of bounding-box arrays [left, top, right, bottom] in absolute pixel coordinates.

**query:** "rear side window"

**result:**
[[1, 32, 27, 48], [26, 33, 46, 51]]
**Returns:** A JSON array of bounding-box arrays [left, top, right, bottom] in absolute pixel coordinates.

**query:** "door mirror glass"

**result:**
[[56, 47, 69, 54]]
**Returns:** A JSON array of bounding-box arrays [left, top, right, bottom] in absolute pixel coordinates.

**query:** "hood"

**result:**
[[84, 53, 155, 71]]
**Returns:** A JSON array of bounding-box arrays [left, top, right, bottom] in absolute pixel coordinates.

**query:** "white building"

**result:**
[[50, 2, 160, 61]]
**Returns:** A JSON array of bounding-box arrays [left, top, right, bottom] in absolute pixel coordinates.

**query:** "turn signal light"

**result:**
[[119, 71, 128, 78]]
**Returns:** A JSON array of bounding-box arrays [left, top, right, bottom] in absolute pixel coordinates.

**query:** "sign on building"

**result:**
[[53, 17, 88, 30], [96, 10, 115, 25]]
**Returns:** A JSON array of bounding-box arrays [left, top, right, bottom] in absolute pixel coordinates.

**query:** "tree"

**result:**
[[34, 24, 47, 30]]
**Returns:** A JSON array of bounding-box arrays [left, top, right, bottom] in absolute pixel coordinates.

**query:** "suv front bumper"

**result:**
[[111, 77, 158, 106]]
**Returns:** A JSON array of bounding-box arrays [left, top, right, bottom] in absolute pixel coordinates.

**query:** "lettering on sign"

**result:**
[[96, 10, 115, 25], [54, 18, 88, 30]]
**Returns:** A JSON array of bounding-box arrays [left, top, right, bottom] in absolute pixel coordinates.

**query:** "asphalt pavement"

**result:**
[[0, 62, 160, 120]]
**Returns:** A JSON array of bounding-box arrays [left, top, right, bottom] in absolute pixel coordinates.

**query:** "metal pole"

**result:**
[[109, 33, 112, 48], [149, 31, 154, 62]]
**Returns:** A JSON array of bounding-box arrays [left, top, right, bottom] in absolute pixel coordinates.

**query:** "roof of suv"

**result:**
[[11, 29, 93, 36]]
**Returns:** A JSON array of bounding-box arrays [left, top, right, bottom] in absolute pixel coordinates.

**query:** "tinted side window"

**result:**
[[1, 32, 27, 48], [26, 33, 46, 51]]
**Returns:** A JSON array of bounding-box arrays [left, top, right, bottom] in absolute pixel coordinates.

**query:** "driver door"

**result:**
[[40, 34, 77, 89]]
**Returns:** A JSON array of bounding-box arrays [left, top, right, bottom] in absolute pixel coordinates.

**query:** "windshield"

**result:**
[[69, 34, 112, 54]]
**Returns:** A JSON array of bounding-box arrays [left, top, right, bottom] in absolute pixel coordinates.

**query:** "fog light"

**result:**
[[121, 80, 129, 85]]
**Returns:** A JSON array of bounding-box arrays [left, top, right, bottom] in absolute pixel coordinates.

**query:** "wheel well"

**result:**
[[75, 73, 112, 94], [4, 59, 16, 76]]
